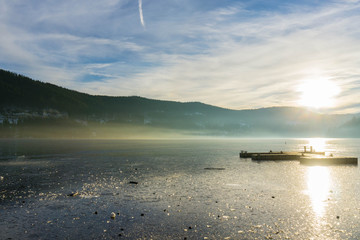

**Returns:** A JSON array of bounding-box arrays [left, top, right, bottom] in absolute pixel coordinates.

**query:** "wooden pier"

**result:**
[[239, 151, 290, 158], [240, 150, 325, 159], [239, 148, 357, 165], [251, 153, 302, 161]]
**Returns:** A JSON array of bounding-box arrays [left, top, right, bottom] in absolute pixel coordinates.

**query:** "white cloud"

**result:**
[[138, 0, 146, 28], [80, 1, 360, 113], [1, 0, 360, 113]]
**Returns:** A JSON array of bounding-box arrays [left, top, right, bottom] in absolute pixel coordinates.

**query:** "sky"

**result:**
[[1, 0, 360, 113]]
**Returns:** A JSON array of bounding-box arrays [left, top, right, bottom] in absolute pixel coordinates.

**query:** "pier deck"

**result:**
[[251, 153, 302, 161], [240, 149, 357, 165], [240, 151, 325, 159]]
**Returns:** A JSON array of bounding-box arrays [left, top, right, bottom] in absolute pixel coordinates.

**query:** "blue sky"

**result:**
[[1, 0, 360, 113]]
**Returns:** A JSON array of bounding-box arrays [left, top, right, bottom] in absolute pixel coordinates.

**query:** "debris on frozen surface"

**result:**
[[67, 192, 79, 197]]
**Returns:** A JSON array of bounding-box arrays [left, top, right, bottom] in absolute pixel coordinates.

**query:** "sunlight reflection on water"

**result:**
[[306, 166, 331, 217]]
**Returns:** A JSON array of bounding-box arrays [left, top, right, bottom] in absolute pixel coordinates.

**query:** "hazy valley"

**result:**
[[1, 69, 359, 139]]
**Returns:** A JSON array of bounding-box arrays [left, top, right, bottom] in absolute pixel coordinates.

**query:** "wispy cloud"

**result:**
[[81, 1, 360, 113], [1, 0, 360, 113], [138, 0, 145, 28]]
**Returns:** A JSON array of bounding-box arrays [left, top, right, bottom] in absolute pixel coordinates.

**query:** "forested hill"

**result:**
[[0, 68, 223, 116], [0, 68, 359, 138]]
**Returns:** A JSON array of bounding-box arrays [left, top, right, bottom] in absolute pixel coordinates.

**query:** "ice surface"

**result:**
[[0, 139, 359, 239]]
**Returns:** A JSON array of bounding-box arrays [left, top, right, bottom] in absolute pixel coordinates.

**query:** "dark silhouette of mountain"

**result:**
[[0, 69, 228, 117], [0, 68, 357, 138]]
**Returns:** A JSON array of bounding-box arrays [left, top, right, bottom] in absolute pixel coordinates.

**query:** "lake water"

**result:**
[[0, 138, 360, 239]]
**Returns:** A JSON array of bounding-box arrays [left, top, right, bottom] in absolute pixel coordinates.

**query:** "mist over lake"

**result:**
[[2, 0, 360, 239], [2, 69, 360, 139], [1, 138, 359, 239]]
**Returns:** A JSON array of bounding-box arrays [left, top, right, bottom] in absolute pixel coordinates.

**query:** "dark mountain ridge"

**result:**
[[0, 68, 358, 138]]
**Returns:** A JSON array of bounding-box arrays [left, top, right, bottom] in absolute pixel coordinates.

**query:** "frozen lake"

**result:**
[[1, 138, 360, 239]]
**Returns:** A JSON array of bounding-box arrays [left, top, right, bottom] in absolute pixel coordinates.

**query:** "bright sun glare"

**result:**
[[308, 138, 327, 152], [306, 166, 331, 217], [297, 78, 340, 109]]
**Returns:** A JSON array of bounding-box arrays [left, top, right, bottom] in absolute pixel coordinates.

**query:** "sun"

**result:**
[[297, 78, 340, 109]]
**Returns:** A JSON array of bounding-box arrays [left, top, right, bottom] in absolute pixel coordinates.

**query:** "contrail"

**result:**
[[138, 0, 145, 28]]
